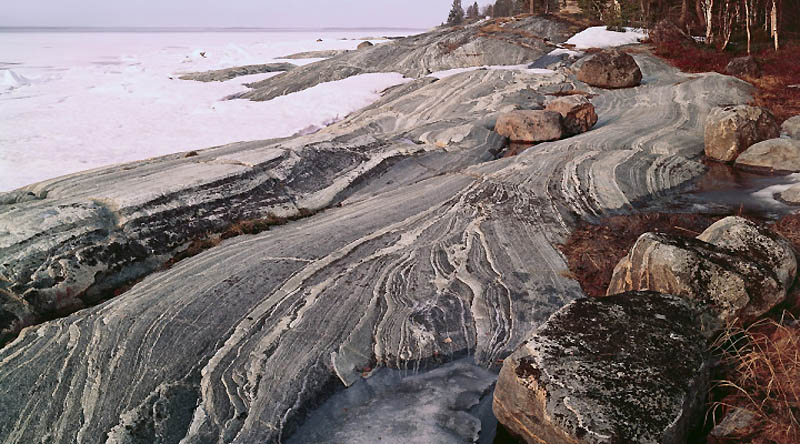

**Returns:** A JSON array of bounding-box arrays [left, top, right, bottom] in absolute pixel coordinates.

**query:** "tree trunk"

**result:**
[[744, 0, 752, 54], [772, 0, 779, 49], [697, 0, 707, 27], [530, 0, 534, 14], [680, 0, 689, 26], [704, 0, 714, 45]]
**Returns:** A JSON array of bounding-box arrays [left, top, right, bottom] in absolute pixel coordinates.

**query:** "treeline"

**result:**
[[445, 0, 798, 52]]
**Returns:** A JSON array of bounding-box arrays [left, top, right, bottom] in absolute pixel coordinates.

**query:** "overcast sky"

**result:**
[[3, 0, 463, 28]]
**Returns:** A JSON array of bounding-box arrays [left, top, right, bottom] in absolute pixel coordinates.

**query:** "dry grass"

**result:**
[[709, 313, 800, 443]]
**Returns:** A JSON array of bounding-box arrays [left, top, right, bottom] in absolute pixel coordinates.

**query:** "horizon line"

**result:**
[[0, 25, 430, 33]]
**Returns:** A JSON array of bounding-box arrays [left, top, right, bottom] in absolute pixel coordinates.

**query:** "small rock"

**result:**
[[576, 49, 642, 89], [734, 138, 800, 172], [545, 95, 598, 136], [704, 105, 780, 162], [726, 56, 761, 78], [357, 41, 374, 50], [782, 115, 800, 140], [779, 183, 800, 204], [648, 19, 695, 47], [493, 291, 709, 444], [494, 110, 563, 143], [709, 407, 758, 442]]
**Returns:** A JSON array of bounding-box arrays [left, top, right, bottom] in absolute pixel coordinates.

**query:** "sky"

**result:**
[[2, 0, 463, 29]]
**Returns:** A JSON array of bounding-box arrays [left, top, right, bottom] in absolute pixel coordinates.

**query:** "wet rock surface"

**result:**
[[576, 49, 642, 89], [608, 216, 795, 327], [495, 110, 564, 142], [704, 105, 781, 162], [545, 95, 598, 135], [493, 291, 710, 444], [734, 138, 800, 172], [0, 22, 756, 444]]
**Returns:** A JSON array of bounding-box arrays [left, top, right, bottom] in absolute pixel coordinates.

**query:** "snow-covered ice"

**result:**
[[0, 30, 415, 191], [562, 26, 646, 49]]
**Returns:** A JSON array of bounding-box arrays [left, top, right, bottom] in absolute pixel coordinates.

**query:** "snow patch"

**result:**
[[563, 26, 646, 49]]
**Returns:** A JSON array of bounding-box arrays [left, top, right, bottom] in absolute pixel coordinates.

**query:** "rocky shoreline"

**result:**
[[0, 15, 792, 444]]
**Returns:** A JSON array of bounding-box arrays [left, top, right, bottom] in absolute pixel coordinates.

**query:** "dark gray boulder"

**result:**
[[493, 291, 710, 444], [726, 56, 761, 78]]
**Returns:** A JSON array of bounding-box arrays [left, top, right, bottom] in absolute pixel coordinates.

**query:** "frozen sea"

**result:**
[[0, 28, 421, 191]]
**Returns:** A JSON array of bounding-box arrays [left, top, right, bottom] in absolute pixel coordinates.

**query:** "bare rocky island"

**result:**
[[0, 15, 773, 444]]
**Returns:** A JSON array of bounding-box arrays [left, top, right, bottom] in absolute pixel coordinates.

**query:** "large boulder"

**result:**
[[697, 216, 797, 290], [545, 95, 598, 135], [357, 41, 374, 50], [734, 138, 800, 172], [726, 56, 761, 78], [704, 105, 780, 162], [576, 49, 642, 89], [494, 291, 710, 444], [782, 115, 800, 140], [648, 19, 695, 47], [608, 216, 795, 327], [495, 110, 563, 142]]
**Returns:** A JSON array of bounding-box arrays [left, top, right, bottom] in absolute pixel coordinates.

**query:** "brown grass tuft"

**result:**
[[709, 313, 800, 444]]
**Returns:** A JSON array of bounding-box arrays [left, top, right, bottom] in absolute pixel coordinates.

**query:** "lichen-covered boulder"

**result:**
[[782, 115, 800, 140], [545, 95, 598, 135], [726, 56, 761, 78], [576, 49, 642, 89], [493, 291, 709, 444], [495, 110, 563, 142], [697, 216, 797, 290], [704, 105, 780, 162], [734, 138, 800, 172], [607, 221, 793, 327]]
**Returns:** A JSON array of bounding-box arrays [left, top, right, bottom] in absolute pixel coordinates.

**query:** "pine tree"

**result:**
[[466, 1, 481, 19], [447, 0, 465, 25]]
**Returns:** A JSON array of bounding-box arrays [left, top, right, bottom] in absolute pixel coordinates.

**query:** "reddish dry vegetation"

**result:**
[[560, 212, 800, 443], [653, 40, 800, 123], [558, 212, 723, 297]]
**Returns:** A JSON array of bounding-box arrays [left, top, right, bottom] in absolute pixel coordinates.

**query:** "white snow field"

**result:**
[[0, 30, 416, 191], [563, 26, 646, 49]]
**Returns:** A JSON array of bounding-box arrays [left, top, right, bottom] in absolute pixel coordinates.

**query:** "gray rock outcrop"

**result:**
[[782, 115, 800, 140], [279, 49, 352, 59], [704, 105, 780, 162], [608, 216, 795, 327], [545, 95, 598, 135], [0, 27, 755, 443], [177, 63, 296, 82], [734, 138, 800, 172], [495, 110, 564, 142], [576, 49, 642, 89], [493, 291, 710, 444], [239, 16, 573, 101]]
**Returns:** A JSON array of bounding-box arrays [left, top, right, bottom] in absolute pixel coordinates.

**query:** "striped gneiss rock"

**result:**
[[0, 18, 756, 443]]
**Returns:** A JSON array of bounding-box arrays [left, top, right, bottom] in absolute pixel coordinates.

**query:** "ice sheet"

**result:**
[[0, 30, 413, 191]]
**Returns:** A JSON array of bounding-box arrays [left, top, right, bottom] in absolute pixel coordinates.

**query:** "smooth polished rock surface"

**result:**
[[493, 291, 709, 444], [0, 40, 754, 443], [177, 63, 296, 82]]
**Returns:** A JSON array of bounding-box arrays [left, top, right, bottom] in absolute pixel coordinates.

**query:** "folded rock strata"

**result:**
[[0, 26, 755, 443], [177, 63, 296, 82]]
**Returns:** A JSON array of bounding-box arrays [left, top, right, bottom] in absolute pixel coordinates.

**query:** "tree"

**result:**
[[466, 1, 481, 19], [447, 0, 465, 25]]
